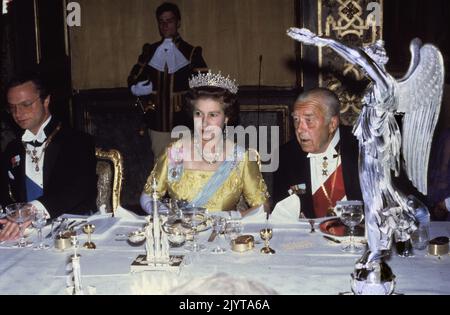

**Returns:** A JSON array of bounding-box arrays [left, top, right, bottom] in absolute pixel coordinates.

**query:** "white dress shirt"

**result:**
[[307, 129, 346, 201]]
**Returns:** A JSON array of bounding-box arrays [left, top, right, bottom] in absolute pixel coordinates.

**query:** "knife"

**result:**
[[207, 230, 218, 242], [323, 235, 341, 244]]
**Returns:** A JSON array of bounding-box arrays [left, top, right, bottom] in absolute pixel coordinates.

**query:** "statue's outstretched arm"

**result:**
[[287, 28, 390, 93]]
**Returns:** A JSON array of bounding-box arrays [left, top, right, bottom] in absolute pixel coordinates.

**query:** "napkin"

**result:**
[[87, 215, 120, 236], [270, 194, 301, 224], [114, 206, 142, 220], [240, 205, 267, 224], [210, 207, 267, 224]]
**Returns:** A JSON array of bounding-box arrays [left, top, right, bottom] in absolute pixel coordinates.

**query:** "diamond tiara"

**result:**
[[189, 70, 238, 94]]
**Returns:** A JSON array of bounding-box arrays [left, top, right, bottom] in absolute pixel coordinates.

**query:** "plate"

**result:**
[[319, 218, 364, 237]]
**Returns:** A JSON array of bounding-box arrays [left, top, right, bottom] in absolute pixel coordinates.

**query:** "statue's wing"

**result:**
[[398, 38, 422, 83], [397, 43, 444, 195]]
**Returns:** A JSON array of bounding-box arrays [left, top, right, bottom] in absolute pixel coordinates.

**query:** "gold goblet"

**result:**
[[260, 228, 275, 254], [82, 224, 96, 249]]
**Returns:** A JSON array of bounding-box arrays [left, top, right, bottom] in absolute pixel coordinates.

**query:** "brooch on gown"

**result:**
[[168, 142, 184, 183]]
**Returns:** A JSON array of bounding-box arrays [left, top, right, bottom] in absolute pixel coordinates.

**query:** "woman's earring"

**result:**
[[224, 122, 228, 139]]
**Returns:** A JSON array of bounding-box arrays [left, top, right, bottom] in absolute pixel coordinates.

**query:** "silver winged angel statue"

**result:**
[[287, 28, 444, 293]]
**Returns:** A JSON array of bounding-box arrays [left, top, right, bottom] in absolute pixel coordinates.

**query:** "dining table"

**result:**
[[0, 209, 449, 295]]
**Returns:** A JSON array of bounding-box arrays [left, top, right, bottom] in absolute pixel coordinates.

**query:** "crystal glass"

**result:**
[[31, 208, 49, 250], [5, 203, 36, 248], [0, 205, 6, 219], [182, 207, 207, 252], [338, 200, 364, 253], [411, 222, 430, 250], [224, 219, 243, 244], [211, 215, 227, 254]]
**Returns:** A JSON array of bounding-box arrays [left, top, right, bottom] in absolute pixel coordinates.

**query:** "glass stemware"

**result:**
[[182, 207, 207, 252], [5, 203, 36, 248], [32, 208, 49, 250], [338, 200, 364, 253], [224, 218, 243, 245], [211, 215, 227, 254], [0, 205, 6, 219], [0, 205, 6, 233]]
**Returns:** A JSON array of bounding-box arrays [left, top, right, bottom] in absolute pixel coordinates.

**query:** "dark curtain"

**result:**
[[384, 0, 450, 83]]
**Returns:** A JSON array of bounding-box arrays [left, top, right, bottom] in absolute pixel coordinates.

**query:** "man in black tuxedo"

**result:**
[[0, 72, 97, 241], [128, 2, 207, 159], [273, 88, 362, 218]]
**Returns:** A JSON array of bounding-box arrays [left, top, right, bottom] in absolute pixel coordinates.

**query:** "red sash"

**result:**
[[312, 164, 346, 217]]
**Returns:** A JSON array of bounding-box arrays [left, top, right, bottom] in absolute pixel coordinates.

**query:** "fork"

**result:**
[[45, 218, 67, 239], [67, 220, 87, 230]]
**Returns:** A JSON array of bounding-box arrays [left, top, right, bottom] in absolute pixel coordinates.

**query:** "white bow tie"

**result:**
[[148, 38, 189, 74]]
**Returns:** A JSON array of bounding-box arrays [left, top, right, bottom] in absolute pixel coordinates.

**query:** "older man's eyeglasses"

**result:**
[[6, 96, 40, 114]]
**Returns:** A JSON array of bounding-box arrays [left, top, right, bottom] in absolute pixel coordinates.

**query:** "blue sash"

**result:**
[[25, 176, 43, 202], [190, 146, 245, 207]]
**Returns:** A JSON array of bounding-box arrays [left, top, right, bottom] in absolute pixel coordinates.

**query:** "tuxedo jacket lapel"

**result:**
[[43, 134, 61, 189], [42, 119, 62, 188], [17, 147, 26, 202], [301, 156, 315, 218]]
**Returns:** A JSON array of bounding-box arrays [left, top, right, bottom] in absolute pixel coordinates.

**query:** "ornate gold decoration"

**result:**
[[318, 0, 383, 125], [95, 148, 124, 215]]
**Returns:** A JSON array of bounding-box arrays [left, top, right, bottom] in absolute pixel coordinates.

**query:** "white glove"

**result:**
[[139, 192, 169, 215], [131, 80, 153, 96]]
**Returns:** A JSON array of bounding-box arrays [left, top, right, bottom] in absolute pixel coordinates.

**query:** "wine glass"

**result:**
[[32, 208, 49, 250], [5, 203, 36, 248], [0, 205, 6, 219], [211, 215, 227, 254], [224, 219, 243, 244], [338, 200, 364, 253], [182, 207, 207, 252], [0, 205, 6, 233]]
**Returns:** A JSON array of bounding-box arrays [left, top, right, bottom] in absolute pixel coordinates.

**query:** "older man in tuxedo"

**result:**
[[0, 72, 97, 241], [273, 88, 362, 218]]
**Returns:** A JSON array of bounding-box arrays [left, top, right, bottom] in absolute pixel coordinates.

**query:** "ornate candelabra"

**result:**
[[131, 178, 184, 272]]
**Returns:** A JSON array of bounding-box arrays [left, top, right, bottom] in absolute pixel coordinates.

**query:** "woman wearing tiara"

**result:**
[[140, 71, 269, 215]]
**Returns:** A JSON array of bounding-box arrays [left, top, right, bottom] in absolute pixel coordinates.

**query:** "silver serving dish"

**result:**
[[127, 229, 146, 246]]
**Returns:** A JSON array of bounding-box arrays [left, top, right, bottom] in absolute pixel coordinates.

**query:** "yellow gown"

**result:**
[[143, 141, 269, 212]]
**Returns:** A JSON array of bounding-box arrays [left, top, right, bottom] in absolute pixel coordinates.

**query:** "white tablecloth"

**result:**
[[0, 215, 449, 295]]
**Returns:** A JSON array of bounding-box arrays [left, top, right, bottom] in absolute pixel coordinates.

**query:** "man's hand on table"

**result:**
[[0, 219, 32, 241]]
